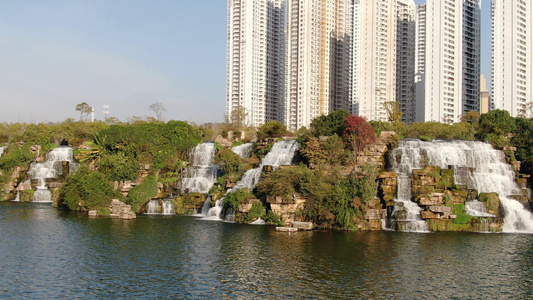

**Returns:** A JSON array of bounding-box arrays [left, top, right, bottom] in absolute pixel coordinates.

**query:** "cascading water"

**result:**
[[0, 146, 6, 157], [232, 143, 253, 159], [204, 140, 300, 221], [465, 200, 495, 217], [180, 142, 219, 194], [390, 140, 533, 233], [27, 146, 79, 203], [145, 199, 175, 215]]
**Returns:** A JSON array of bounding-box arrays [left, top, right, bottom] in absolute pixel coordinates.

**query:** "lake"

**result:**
[[1, 202, 532, 299]]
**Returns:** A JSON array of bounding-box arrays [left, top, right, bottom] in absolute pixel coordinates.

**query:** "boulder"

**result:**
[[30, 145, 41, 157], [365, 209, 386, 220], [291, 221, 313, 230], [109, 199, 136, 219], [421, 211, 439, 219], [429, 206, 452, 213], [417, 193, 444, 206]]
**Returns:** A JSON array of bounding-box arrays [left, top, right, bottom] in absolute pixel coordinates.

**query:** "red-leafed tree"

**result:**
[[343, 115, 377, 153]]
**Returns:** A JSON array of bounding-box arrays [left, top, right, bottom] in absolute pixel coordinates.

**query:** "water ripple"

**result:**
[[1, 203, 532, 298]]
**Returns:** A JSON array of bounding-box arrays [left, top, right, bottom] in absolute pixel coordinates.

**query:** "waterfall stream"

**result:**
[[145, 199, 175, 215], [390, 140, 533, 233], [0, 146, 6, 157], [204, 140, 300, 221], [27, 147, 79, 203], [232, 143, 253, 158], [180, 143, 219, 194]]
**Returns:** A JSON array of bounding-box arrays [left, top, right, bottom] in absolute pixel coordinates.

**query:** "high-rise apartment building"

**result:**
[[350, 0, 415, 122], [284, 0, 352, 131], [226, 0, 285, 127], [396, 0, 416, 123], [414, 3, 426, 122], [491, 0, 533, 117], [417, 0, 481, 123]]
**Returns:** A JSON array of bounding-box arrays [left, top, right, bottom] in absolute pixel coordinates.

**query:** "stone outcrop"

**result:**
[[420, 206, 454, 219], [267, 194, 307, 226], [174, 193, 206, 214], [426, 218, 503, 232], [355, 131, 397, 167], [478, 193, 501, 217], [411, 166, 454, 198], [114, 181, 137, 197], [378, 171, 397, 204], [109, 199, 136, 219], [291, 221, 313, 230]]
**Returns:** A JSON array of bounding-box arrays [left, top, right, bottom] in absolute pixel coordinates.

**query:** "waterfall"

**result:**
[[145, 199, 175, 215], [465, 200, 495, 217], [232, 143, 253, 158], [12, 191, 20, 202], [180, 142, 219, 194], [390, 140, 533, 233], [204, 140, 300, 221], [27, 146, 79, 203], [0, 146, 6, 157]]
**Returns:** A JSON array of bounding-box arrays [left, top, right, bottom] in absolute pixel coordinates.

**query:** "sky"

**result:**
[[0, 0, 492, 124]]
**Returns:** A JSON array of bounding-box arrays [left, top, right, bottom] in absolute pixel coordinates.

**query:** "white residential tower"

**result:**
[[491, 0, 533, 117]]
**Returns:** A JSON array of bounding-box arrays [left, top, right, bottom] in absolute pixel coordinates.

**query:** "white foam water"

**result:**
[[390, 140, 533, 233], [27, 147, 79, 203], [204, 140, 300, 221], [232, 143, 253, 159], [180, 142, 219, 194], [145, 199, 175, 215]]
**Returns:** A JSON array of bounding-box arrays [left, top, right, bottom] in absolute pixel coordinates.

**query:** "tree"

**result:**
[[310, 109, 350, 137], [479, 109, 516, 136], [256, 121, 287, 140], [149, 102, 166, 122], [383, 101, 403, 123], [460, 111, 480, 125], [228, 105, 248, 128], [75, 102, 92, 122], [343, 115, 376, 153]]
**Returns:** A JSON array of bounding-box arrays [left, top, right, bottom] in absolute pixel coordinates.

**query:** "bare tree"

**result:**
[[383, 101, 403, 123], [228, 105, 248, 128], [75, 102, 92, 122], [149, 102, 166, 122]]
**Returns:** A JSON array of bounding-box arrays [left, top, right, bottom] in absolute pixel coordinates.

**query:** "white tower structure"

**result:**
[[419, 0, 481, 123], [491, 0, 533, 117], [226, 0, 286, 127]]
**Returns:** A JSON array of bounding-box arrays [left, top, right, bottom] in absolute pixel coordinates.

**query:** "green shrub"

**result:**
[[60, 166, 118, 211], [126, 174, 158, 212], [98, 153, 140, 181], [214, 149, 242, 175], [246, 202, 266, 222], [0, 144, 34, 172], [449, 203, 472, 224], [232, 141, 244, 147], [223, 188, 252, 212], [257, 121, 287, 140], [265, 211, 285, 226], [255, 166, 313, 200], [310, 110, 350, 137]]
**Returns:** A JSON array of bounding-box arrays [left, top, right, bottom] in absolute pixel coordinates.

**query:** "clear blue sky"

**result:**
[[0, 0, 491, 124]]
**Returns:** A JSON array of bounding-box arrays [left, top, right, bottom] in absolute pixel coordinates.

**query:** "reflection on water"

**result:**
[[0, 202, 532, 298]]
